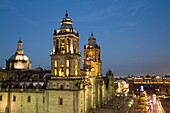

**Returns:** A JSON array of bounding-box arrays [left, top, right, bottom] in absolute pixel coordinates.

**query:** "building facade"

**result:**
[[0, 12, 114, 113], [128, 75, 170, 96]]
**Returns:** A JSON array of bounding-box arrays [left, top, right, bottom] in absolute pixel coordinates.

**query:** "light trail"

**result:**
[[156, 99, 165, 113]]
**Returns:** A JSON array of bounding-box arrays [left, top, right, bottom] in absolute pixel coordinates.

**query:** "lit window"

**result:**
[[66, 69, 69, 76], [75, 70, 78, 76], [66, 60, 69, 67], [59, 98, 63, 105], [90, 51, 93, 56], [0, 95, 2, 101], [59, 65, 64, 76], [54, 69, 57, 75], [75, 65, 78, 76], [66, 39, 69, 53], [13, 96, 16, 102], [60, 40, 65, 54], [27, 96, 31, 102], [54, 60, 57, 67], [15, 63, 23, 69]]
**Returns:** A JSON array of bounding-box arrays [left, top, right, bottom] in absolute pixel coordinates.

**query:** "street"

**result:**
[[130, 96, 170, 113], [160, 98, 170, 113], [152, 98, 165, 113], [96, 96, 170, 113], [96, 96, 131, 113]]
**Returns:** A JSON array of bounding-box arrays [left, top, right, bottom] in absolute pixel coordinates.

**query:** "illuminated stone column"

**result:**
[[70, 39, 73, 53]]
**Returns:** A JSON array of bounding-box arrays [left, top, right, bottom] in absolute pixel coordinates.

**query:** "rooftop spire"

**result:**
[[65, 10, 68, 17], [18, 37, 22, 43], [91, 32, 94, 37]]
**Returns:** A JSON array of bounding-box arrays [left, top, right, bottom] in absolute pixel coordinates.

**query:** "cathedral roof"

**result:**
[[60, 11, 73, 29], [88, 33, 97, 45], [9, 54, 29, 61], [54, 11, 79, 37]]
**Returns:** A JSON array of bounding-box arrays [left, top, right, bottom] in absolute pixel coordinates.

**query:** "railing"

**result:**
[[134, 81, 170, 84], [0, 88, 44, 92]]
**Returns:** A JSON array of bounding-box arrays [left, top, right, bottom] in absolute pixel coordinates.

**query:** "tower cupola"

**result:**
[[54, 11, 79, 36], [88, 33, 96, 45], [60, 11, 73, 29]]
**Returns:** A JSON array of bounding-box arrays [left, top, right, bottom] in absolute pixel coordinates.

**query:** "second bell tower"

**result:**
[[83, 33, 102, 76]]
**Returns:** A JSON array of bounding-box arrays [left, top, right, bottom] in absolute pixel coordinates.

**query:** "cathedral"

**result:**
[[0, 12, 114, 113]]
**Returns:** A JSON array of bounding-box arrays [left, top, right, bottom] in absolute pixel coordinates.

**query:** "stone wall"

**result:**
[[45, 90, 85, 113], [0, 90, 44, 113]]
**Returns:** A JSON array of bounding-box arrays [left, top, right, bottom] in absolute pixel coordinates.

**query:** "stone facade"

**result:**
[[0, 89, 44, 113], [0, 74, 114, 113], [0, 12, 114, 113]]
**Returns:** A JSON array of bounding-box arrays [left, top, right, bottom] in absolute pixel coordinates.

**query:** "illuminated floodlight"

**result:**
[[140, 85, 144, 92]]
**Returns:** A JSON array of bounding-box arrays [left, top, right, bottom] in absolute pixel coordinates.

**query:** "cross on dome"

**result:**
[[65, 10, 68, 17]]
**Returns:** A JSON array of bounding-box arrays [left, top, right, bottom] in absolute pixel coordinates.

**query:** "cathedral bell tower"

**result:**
[[50, 11, 81, 76], [83, 33, 102, 76]]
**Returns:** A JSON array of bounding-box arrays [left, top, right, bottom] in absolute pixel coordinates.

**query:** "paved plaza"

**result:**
[[96, 96, 131, 113]]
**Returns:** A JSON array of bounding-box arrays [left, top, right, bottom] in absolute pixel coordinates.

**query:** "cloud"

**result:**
[[0, 0, 45, 29], [75, 5, 122, 22], [0, 0, 19, 15], [76, 0, 150, 23]]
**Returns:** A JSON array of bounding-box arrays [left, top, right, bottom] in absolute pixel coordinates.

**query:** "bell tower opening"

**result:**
[[59, 65, 64, 76]]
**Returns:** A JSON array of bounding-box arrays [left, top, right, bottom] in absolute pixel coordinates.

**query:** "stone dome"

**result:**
[[6, 39, 32, 70], [60, 11, 73, 30], [9, 54, 29, 61], [61, 17, 72, 24], [88, 33, 97, 45]]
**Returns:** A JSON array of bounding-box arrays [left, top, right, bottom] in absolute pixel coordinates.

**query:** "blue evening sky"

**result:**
[[0, 0, 170, 76]]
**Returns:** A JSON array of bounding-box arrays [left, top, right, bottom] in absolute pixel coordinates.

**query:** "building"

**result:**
[[0, 12, 114, 113], [6, 40, 32, 70], [114, 80, 129, 96], [128, 75, 170, 96]]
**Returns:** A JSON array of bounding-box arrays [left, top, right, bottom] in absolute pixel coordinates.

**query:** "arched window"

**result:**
[[32, 74, 39, 80]]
